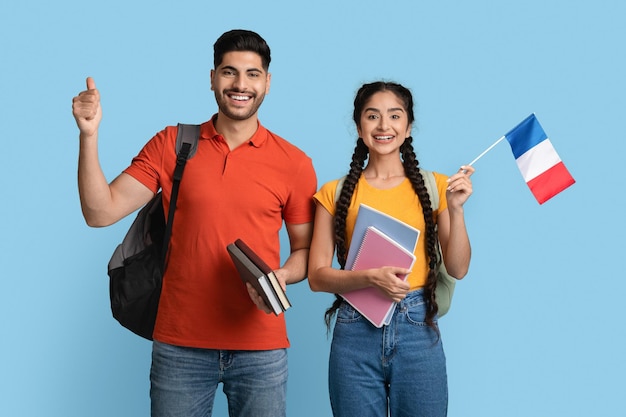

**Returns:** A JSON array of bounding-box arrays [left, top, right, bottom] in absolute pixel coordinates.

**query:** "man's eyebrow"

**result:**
[[219, 65, 264, 73]]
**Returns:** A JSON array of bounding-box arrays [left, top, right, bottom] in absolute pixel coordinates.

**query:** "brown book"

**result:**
[[233, 239, 292, 312], [227, 243, 283, 315]]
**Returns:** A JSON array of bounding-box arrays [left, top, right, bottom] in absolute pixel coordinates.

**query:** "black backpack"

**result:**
[[108, 124, 200, 340]]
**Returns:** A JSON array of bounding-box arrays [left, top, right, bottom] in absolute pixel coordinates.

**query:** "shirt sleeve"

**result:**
[[282, 156, 318, 224], [313, 179, 342, 216], [432, 171, 449, 214], [123, 126, 176, 194]]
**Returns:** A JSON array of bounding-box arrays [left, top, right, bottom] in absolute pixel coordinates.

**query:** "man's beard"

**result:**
[[215, 90, 266, 121]]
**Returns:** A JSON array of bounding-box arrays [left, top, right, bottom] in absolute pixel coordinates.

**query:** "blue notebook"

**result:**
[[345, 204, 420, 270]]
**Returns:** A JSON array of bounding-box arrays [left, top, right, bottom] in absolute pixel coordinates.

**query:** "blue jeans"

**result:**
[[329, 289, 448, 417], [150, 341, 287, 417]]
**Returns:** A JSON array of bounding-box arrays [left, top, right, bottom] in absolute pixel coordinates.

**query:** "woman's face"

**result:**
[[357, 91, 412, 156]]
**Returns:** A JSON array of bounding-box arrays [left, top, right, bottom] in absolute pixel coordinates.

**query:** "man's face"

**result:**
[[210, 51, 271, 121]]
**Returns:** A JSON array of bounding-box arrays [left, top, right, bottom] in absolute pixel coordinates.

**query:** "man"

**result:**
[[72, 29, 317, 417]]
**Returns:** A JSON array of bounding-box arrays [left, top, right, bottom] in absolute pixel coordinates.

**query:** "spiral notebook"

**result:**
[[341, 226, 416, 327], [345, 204, 420, 271]]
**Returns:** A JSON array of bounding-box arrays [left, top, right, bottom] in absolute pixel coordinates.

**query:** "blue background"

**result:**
[[1, 0, 624, 416]]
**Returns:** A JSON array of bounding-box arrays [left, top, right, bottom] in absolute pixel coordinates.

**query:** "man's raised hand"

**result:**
[[72, 77, 102, 137]]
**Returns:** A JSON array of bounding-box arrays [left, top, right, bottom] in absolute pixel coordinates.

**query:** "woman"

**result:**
[[308, 81, 474, 417]]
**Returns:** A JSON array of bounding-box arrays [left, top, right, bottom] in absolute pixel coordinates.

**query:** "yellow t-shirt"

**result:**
[[314, 173, 448, 289]]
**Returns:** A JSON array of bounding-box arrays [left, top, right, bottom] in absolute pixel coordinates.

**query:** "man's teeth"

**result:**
[[231, 95, 250, 101]]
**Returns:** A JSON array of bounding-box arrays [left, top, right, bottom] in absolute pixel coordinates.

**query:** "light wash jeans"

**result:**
[[150, 341, 287, 417], [329, 289, 448, 417]]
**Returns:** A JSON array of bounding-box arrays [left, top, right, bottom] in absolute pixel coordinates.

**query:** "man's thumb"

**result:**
[[86, 77, 96, 90]]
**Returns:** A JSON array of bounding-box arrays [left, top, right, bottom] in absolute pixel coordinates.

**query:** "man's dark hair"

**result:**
[[213, 29, 271, 71]]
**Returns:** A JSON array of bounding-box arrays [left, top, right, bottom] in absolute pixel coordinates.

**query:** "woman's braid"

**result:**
[[324, 138, 369, 329], [401, 137, 440, 333]]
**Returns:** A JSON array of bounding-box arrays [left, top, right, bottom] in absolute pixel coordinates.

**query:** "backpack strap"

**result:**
[[334, 176, 346, 204], [161, 124, 201, 270], [418, 168, 447, 271], [175, 123, 201, 159], [420, 169, 457, 316], [419, 168, 439, 211]]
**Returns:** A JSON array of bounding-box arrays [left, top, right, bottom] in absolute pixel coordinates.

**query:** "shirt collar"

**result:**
[[202, 114, 268, 147]]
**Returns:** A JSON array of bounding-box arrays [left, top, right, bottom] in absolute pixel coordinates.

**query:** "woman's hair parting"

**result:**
[[325, 81, 441, 334]]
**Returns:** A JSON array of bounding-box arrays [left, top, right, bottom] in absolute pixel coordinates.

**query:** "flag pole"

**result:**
[[467, 135, 505, 166]]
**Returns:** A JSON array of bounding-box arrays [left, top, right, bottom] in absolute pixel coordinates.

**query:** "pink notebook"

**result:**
[[341, 226, 416, 327]]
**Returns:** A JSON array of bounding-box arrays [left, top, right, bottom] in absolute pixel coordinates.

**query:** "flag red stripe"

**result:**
[[526, 162, 575, 204]]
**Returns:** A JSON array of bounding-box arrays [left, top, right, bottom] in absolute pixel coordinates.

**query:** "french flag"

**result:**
[[505, 114, 575, 204]]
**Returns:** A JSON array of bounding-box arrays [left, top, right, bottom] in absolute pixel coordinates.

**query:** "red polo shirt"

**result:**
[[124, 116, 317, 349]]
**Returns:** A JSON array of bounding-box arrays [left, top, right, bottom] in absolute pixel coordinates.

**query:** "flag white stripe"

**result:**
[[515, 139, 562, 182]]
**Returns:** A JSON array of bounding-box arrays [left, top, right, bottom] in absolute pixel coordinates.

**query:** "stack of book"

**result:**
[[341, 204, 420, 327], [227, 239, 291, 315]]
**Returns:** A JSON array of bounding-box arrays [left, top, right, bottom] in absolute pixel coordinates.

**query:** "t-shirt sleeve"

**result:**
[[433, 171, 449, 214], [313, 179, 342, 216]]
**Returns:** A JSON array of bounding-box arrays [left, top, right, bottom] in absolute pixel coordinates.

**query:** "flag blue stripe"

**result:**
[[504, 113, 548, 159]]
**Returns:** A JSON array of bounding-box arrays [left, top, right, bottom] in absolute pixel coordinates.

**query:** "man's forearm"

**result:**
[[279, 248, 310, 285]]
